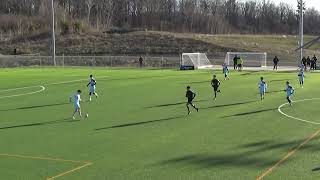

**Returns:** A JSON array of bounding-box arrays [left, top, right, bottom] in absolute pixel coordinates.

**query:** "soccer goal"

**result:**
[[181, 53, 214, 69], [225, 52, 267, 67]]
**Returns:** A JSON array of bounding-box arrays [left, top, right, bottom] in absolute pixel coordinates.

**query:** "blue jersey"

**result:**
[[298, 70, 305, 81], [298, 70, 304, 77], [223, 66, 229, 74], [89, 78, 96, 87], [286, 86, 294, 97], [259, 81, 267, 92], [73, 93, 81, 105]]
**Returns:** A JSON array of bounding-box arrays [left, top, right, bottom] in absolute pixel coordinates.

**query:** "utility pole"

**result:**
[[51, 0, 56, 66], [298, 0, 305, 62]]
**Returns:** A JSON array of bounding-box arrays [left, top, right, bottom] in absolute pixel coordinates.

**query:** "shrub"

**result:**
[[60, 20, 69, 34], [74, 21, 81, 33]]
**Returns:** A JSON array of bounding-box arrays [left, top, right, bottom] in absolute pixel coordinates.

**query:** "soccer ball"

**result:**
[[85, 113, 89, 118]]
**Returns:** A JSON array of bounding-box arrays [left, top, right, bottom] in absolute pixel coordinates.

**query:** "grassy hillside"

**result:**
[[0, 31, 319, 62]]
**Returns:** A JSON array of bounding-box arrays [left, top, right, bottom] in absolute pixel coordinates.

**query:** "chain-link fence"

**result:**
[[0, 51, 319, 68], [0, 55, 182, 68]]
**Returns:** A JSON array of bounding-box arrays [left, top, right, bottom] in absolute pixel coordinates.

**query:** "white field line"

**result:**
[[0, 76, 109, 99], [0, 86, 45, 99], [45, 76, 109, 86], [0, 85, 41, 92], [278, 98, 320, 125]]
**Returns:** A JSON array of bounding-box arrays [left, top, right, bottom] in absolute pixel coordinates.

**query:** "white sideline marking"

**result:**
[[0, 85, 41, 92], [0, 86, 46, 99], [278, 98, 320, 125], [0, 76, 109, 99], [46, 76, 109, 86]]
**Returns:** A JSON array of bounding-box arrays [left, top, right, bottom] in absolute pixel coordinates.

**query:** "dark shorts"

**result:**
[[213, 86, 219, 91], [187, 99, 193, 104]]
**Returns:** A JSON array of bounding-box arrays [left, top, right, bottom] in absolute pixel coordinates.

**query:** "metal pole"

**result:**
[[51, 0, 56, 66], [299, 0, 304, 62]]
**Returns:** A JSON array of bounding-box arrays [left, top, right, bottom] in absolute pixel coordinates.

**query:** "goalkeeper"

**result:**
[[237, 57, 243, 71]]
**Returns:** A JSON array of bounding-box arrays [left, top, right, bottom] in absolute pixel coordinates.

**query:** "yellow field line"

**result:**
[[256, 128, 320, 180], [0, 153, 93, 180], [0, 153, 90, 164], [46, 162, 93, 180]]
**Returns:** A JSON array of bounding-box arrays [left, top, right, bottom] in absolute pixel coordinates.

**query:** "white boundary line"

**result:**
[[0, 76, 109, 99], [45, 76, 109, 86], [0, 85, 41, 92], [0, 86, 46, 99], [278, 98, 320, 125]]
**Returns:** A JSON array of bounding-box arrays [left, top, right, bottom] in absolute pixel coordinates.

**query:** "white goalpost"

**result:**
[[225, 52, 267, 68], [181, 53, 214, 69]]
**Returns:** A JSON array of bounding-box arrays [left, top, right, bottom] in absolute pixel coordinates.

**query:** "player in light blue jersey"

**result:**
[[222, 63, 230, 80], [70, 90, 82, 119], [87, 75, 99, 101], [258, 77, 267, 100], [298, 68, 305, 88], [285, 81, 295, 106]]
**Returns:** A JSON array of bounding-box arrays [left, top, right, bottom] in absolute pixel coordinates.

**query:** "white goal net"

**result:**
[[181, 53, 214, 69], [225, 52, 267, 67]]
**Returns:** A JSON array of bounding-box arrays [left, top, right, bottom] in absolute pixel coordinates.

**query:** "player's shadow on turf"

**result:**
[[312, 167, 320, 172], [265, 90, 284, 94], [239, 136, 320, 154], [95, 115, 185, 130], [156, 153, 276, 169], [202, 100, 257, 110], [187, 80, 209, 84], [240, 71, 259, 76], [0, 118, 79, 130], [0, 102, 69, 112], [269, 79, 294, 82], [145, 100, 208, 109], [222, 108, 278, 117]]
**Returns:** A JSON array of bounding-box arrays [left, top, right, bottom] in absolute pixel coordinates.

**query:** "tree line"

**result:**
[[0, 0, 319, 38]]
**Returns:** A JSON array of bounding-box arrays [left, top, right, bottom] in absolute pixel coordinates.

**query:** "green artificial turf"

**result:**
[[1, 67, 320, 180]]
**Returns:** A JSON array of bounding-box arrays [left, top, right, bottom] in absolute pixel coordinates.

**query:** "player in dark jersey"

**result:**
[[211, 75, 221, 100], [87, 75, 98, 101], [186, 86, 199, 115]]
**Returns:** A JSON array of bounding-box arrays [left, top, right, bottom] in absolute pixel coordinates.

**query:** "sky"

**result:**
[[241, 0, 320, 10], [271, 0, 320, 10]]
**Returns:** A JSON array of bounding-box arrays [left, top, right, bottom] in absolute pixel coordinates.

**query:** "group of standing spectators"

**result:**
[[301, 55, 318, 70], [273, 55, 318, 71]]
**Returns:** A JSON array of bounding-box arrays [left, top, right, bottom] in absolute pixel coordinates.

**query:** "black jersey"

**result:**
[[186, 90, 195, 102], [211, 79, 220, 87]]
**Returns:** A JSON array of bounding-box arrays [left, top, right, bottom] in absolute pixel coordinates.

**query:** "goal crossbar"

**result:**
[[181, 53, 214, 69], [225, 52, 267, 67]]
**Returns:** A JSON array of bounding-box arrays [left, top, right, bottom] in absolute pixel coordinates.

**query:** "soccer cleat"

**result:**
[[188, 111, 191, 115], [72, 116, 75, 120], [196, 108, 199, 112]]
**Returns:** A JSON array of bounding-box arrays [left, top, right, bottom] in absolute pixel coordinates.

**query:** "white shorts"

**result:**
[[89, 86, 96, 93], [299, 76, 304, 82], [260, 90, 266, 94], [74, 103, 80, 110]]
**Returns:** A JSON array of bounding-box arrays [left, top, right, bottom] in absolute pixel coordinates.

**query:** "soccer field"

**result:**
[[1, 67, 320, 180]]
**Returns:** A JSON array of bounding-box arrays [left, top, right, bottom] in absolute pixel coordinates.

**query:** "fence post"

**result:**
[[39, 54, 42, 67], [63, 54, 65, 67], [161, 56, 164, 68]]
